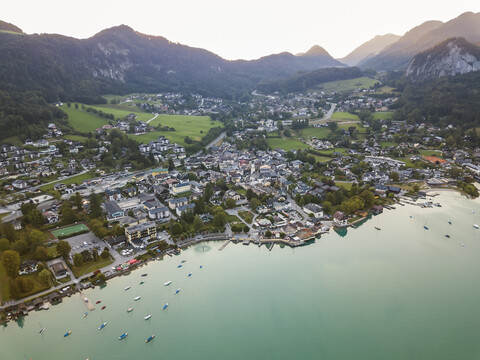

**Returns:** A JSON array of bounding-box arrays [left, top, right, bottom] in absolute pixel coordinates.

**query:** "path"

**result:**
[[146, 113, 159, 124], [310, 102, 336, 124], [193, 131, 226, 157]]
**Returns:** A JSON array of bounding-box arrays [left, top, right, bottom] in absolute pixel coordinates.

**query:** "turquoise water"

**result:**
[[1, 190, 480, 360]]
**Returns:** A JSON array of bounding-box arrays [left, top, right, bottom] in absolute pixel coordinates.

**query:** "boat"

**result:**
[[64, 331, 72, 337], [445, 235, 451, 238], [409, 216, 412, 218], [101, 306, 106, 310], [144, 314, 152, 320], [423, 226, 429, 230], [134, 296, 141, 301], [181, 260, 186, 263], [96, 300, 102, 304], [188, 273, 192, 277], [461, 243, 467, 248], [141, 273, 148, 277], [177, 264, 183, 268], [98, 322, 107, 330], [448, 221, 452, 225], [374, 227, 381, 231], [200, 265, 203, 268], [39, 328, 46, 334], [164, 281, 172, 286], [127, 307, 134, 312], [145, 334, 155, 343], [175, 288, 181, 295], [124, 286, 131, 291], [119, 332, 128, 340], [84, 312, 88, 318], [139, 281, 145, 285], [474, 224, 479, 229], [162, 302, 168, 310]]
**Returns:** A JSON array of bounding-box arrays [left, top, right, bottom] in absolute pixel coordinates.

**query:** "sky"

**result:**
[[2, 1, 480, 60]]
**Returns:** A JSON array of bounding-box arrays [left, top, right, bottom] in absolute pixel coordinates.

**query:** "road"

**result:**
[[310, 102, 336, 125], [193, 131, 226, 157], [146, 113, 159, 124]]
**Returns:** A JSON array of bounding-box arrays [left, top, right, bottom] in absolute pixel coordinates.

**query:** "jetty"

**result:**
[[268, 243, 274, 251], [80, 291, 95, 311], [218, 240, 231, 251]]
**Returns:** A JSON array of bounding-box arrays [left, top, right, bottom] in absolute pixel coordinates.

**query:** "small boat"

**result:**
[[423, 226, 429, 230], [124, 286, 131, 291], [409, 216, 412, 218], [119, 332, 128, 340], [127, 307, 134, 312], [84, 312, 88, 318], [200, 265, 203, 269], [164, 281, 172, 286], [177, 264, 183, 268], [141, 273, 148, 277], [175, 288, 181, 295], [188, 273, 192, 277], [448, 221, 452, 225], [474, 224, 479, 229], [181, 260, 186, 263], [139, 281, 145, 285], [134, 296, 141, 301], [162, 302, 168, 310], [96, 300, 102, 304], [445, 235, 451, 238], [374, 227, 381, 231], [461, 243, 467, 248], [144, 314, 152, 320], [145, 334, 155, 343], [39, 328, 46, 334], [98, 322, 107, 330], [64, 331, 72, 337], [101, 306, 106, 310]]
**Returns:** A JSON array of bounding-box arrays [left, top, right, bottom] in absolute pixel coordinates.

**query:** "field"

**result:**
[[299, 127, 331, 139], [63, 134, 88, 143], [40, 172, 95, 191], [372, 85, 398, 94], [267, 137, 310, 151], [331, 112, 360, 121], [372, 112, 394, 120], [88, 105, 153, 123], [135, 115, 223, 146], [61, 105, 111, 133], [72, 257, 114, 277], [315, 77, 379, 92], [50, 222, 89, 239]]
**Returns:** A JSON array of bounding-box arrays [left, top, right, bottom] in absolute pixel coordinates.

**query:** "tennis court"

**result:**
[[50, 223, 90, 239]]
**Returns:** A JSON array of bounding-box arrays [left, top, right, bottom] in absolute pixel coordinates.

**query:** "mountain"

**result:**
[[339, 34, 400, 66], [406, 37, 480, 81], [361, 12, 480, 71], [0, 20, 23, 34], [0, 24, 343, 101]]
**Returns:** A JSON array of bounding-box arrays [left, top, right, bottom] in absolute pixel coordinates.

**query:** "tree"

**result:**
[[168, 158, 175, 170], [250, 198, 261, 212], [0, 238, 9, 252], [81, 250, 93, 262], [327, 121, 338, 132], [344, 196, 365, 214], [205, 182, 213, 201], [171, 222, 184, 235], [213, 212, 227, 228], [1, 250, 20, 278], [56, 240, 71, 259], [243, 225, 250, 233], [73, 253, 84, 267], [283, 129, 292, 137], [89, 193, 103, 218], [100, 249, 110, 259], [246, 189, 255, 201], [265, 230, 272, 238], [359, 190, 374, 209], [0, 223, 16, 242], [193, 215, 203, 232], [27, 229, 44, 248], [92, 248, 99, 261], [72, 192, 83, 210], [225, 198, 236, 209], [39, 269, 52, 286], [35, 246, 48, 261], [390, 171, 400, 182]]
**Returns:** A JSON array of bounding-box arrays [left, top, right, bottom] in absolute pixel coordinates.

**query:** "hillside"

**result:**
[[0, 23, 343, 101], [0, 20, 23, 34], [339, 34, 400, 66], [406, 38, 480, 81], [361, 12, 480, 71]]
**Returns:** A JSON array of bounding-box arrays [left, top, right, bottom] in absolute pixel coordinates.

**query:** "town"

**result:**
[[0, 85, 479, 321]]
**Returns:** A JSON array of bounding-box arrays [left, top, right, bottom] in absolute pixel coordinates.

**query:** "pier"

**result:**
[[218, 240, 231, 251], [268, 243, 274, 251], [80, 291, 95, 311]]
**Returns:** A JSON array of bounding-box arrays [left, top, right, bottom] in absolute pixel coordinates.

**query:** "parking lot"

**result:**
[[65, 232, 104, 254]]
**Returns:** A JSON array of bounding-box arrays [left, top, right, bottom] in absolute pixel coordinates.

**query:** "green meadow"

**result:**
[[267, 137, 310, 151], [61, 105, 111, 132], [315, 77, 379, 92], [372, 112, 394, 120], [331, 112, 360, 121]]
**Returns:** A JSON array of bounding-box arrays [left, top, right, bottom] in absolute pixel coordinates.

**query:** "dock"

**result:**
[[218, 239, 231, 251], [80, 291, 95, 311], [268, 243, 274, 251]]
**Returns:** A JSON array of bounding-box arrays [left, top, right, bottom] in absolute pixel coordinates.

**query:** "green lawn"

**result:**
[[226, 214, 242, 224], [267, 137, 310, 151], [315, 77, 379, 92], [312, 155, 332, 162], [238, 211, 254, 224], [89, 105, 153, 122], [336, 181, 353, 191], [299, 127, 331, 139], [372, 112, 394, 120], [63, 135, 88, 143], [40, 172, 95, 191], [62, 105, 111, 133], [373, 86, 398, 94], [134, 114, 223, 147], [418, 149, 442, 157], [380, 141, 397, 148], [331, 112, 360, 121], [0, 136, 23, 146], [72, 257, 114, 277]]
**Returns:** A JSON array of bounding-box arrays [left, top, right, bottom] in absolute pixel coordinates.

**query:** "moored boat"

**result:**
[[96, 300, 102, 304], [164, 280, 172, 286], [461, 243, 467, 248], [127, 307, 134, 312], [200, 265, 203, 268], [98, 322, 107, 330], [140, 281, 145, 285], [64, 331, 72, 337], [474, 224, 479, 229], [134, 296, 141, 301], [83, 312, 88, 318], [162, 302, 168, 310], [445, 234, 451, 238], [374, 227, 381, 230], [188, 273, 192, 277], [175, 288, 181, 294], [39, 328, 46, 334], [144, 314, 151, 320], [424, 226, 429, 230], [141, 273, 148, 277], [177, 264, 183, 268], [101, 306, 106, 310], [181, 260, 186, 263], [145, 334, 155, 343], [119, 332, 128, 340], [124, 286, 131, 291]]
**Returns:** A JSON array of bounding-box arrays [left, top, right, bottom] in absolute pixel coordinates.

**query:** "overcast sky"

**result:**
[[2, 1, 480, 60]]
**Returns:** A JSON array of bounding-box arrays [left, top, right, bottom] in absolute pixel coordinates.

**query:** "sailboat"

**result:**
[[39, 328, 46, 334]]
